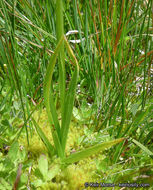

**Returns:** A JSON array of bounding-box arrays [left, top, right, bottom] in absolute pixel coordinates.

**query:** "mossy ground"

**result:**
[[19, 109, 100, 189], [15, 108, 153, 190], [1, 112, 151, 189]]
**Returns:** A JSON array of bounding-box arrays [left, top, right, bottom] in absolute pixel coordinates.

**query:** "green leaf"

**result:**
[[43, 37, 63, 136], [132, 139, 153, 157], [43, 36, 65, 158], [20, 173, 28, 184], [32, 118, 55, 157], [124, 106, 150, 136], [47, 164, 61, 181], [130, 103, 139, 116], [97, 158, 108, 172], [0, 178, 12, 190], [61, 66, 79, 151], [38, 154, 48, 179], [8, 141, 19, 161], [3, 157, 14, 171], [61, 37, 79, 151], [63, 138, 124, 164], [73, 107, 81, 120], [33, 179, 43, 188], [13, 101, 20, 110]]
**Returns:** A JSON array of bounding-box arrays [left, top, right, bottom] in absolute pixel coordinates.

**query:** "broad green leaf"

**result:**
[[63, 138, 124, 164], [47, 164, 61, 180], [33, 179, 43, 188], [73, 107, 80, 120], [3, 157, 14, 171], [38, 154, 48, 178], [8, 141, 19, 161], [20, 173, 28, 184], [132, 139, 153, 157]]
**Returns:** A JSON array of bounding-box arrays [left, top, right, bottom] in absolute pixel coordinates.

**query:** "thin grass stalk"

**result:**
[[73, 0, 86, 59], [1, 1, 29, 144], [56, 0, 65, 123], [142, 0, 152, 109], [89, 0, 101, 57]]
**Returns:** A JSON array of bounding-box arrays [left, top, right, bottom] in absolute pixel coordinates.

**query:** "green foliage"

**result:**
[[0, 141, 29, 190], [0, 0, 152, 188], [63, 138, 124, 165], [132, 139, 153, 158], [32, 154, 60, 188], [35, 0, 124, 169]]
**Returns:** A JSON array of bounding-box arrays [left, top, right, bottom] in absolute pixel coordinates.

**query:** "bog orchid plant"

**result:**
[[32, 0, 124, 172]]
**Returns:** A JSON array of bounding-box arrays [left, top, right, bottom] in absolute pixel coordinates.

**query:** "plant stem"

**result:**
[[56, 0, 66, 126]]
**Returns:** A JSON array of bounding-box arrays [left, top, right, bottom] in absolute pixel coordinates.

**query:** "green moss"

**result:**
[[20, 109, 85, 158], [19, 108, 100, 189], [34, 163, 92, 190], [19, 109, 53, 157]]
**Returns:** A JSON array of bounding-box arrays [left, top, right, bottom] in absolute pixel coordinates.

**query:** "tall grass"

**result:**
[[70, 0, 152, 142], [0, 0, 124, 167], [0, 0, 152, 182], [33, 0, 124, 167]]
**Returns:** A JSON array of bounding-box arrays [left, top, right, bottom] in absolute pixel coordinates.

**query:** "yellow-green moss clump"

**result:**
[[19, 108, 99, 189], [19, 109, 54, 157], [19, 108, 84, 157], [36, 163, 92, 190]]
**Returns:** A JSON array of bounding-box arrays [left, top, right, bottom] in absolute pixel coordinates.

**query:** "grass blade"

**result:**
[[43, 36, 65, 158], [132, 139, 153, 158], [63, 138, 124, 164], [61, 66, 78, 151], [61, 37, 79, 151], [32, 118, 55, 157]]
